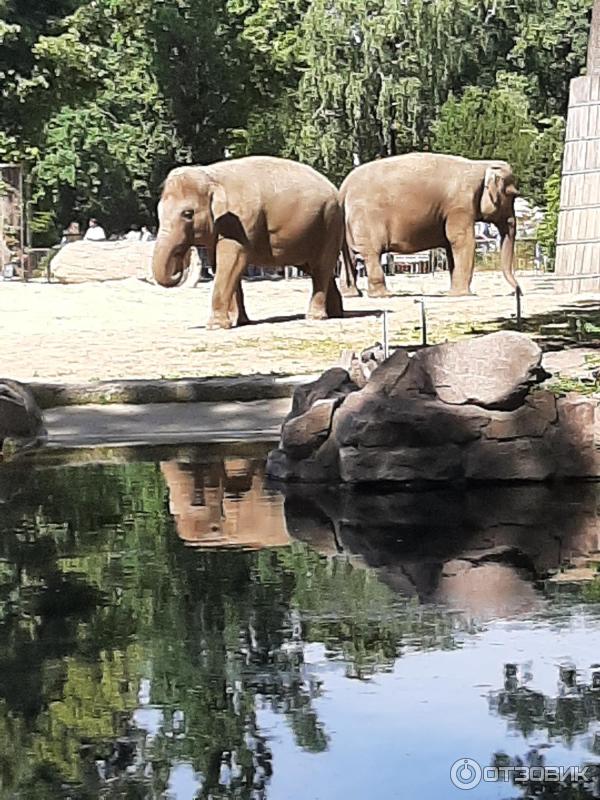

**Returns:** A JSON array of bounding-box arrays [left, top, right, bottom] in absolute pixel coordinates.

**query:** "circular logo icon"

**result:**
[[450, 758, 483, 790]]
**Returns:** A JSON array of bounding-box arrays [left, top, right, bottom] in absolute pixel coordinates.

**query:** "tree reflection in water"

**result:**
[[0, 452, 599, 798], [488, 664, 600, 798]]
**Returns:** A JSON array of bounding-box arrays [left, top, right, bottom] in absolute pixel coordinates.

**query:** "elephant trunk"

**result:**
[[151, 231, 189, 288], [499, 217, 520, 294]]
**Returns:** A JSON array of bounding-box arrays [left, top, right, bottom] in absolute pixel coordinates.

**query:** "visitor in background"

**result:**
[[140, 225, 154, 242], [83, 218, 106, 242], [125, 224, 141, 241], [60, 221, 81, 246]]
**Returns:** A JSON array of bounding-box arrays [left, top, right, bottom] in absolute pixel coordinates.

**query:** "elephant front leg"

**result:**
[[446, 216, 476, 296], [364, 252, 392, 298], [207, 241, 248, 330]]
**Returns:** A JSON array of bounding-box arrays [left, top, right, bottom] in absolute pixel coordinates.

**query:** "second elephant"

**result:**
[[339, 152, 520, 298], [152, 156, 344, 329]]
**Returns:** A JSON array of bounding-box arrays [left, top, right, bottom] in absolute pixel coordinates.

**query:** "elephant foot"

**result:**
[[341, 285, 363, 298], [207, 313, 233, 330], [228, 308, 252, 327], [367, 285, 392, 298], [306, 309, 329, 322], [447, 288, 475, 297]]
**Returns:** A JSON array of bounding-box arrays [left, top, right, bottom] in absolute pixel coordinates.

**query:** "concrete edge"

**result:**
[[10, 439, 277, 468], [29, 374, 318, 410]]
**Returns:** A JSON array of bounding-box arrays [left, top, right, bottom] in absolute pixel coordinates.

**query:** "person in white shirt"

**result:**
[[140, 225, 154, 242], [83, 218, 106, 241]]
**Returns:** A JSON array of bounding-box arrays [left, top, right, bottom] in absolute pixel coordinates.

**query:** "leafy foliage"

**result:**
[[0, 0, 593, 244], [433, 81, 566, 204]]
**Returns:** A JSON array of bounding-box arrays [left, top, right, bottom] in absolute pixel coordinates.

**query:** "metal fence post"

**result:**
[[382, 310, 389, 359], [414, 297, 427, 346]]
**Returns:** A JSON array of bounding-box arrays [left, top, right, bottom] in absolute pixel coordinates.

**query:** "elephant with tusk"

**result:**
[[339, 153, 520, 298], [152, 156, 344, 329]]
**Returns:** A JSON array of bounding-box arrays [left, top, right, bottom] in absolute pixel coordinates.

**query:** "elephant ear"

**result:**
[[480, 165, 503, 217], [209, 182, 228, 224]]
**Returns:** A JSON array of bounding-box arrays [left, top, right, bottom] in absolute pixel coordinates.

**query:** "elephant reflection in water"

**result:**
[[160, 458, 290, 549]]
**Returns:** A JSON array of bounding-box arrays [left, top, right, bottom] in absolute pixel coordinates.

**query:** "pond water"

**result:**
[[1, 446, 600, 799]]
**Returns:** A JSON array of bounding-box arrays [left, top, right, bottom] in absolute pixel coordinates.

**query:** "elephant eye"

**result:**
[[181, 209, 194, 220]]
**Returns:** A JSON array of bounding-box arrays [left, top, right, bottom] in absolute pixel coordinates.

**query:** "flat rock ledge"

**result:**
[[266, 331, 600, 485], [30, 374, 315, 410]]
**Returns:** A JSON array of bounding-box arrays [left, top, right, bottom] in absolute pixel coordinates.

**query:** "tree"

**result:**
[[433, 80, 565, 203], [0, 0, 593, 240]]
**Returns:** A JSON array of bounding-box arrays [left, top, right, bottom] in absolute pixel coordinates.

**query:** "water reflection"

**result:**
[[0, 451, 599, 798], [280, 481, 600, 620], [161, 458, 289, 549]]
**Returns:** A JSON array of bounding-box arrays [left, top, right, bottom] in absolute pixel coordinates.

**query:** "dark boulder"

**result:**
[[0, 379, 47, 456]]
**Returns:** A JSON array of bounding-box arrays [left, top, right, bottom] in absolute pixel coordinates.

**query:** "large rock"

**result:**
[[412, 331, 547, 410], [281, 398, 339, 457], [0, 379, 46, 455], [288, 368, 357, 419], [464, 438, 555, 482], [266, 332, 600, 485], [50, 240, 201, 285], [339, 444, 463, 484], [335, 394, 489, 449]]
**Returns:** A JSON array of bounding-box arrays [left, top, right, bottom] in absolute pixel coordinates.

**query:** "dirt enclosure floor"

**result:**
[[2, 271, 600, 384]]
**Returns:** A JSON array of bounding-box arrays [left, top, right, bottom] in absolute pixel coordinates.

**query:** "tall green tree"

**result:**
[[0, 0, 594, 240], [432, 79, 565, 203]]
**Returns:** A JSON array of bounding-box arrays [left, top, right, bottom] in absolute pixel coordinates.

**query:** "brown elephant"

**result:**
[[339, 153, 520, 298], [152, 156, 344, 329]]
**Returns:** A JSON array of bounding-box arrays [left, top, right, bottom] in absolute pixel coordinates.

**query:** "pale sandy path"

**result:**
[[0, 271, 596, 383]]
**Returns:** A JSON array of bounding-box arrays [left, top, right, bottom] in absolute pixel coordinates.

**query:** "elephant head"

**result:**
[[152, 167, 227, 288], [479, 161, 520, 292]]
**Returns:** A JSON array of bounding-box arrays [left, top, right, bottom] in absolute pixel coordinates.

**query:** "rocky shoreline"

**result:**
[[267, 331, 600, 485]]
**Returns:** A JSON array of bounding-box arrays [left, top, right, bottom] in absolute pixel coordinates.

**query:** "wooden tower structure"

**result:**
[[555, 0, 600, 291]]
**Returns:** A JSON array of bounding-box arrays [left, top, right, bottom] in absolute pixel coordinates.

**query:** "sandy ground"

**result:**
[[1, 270, 598, 383]]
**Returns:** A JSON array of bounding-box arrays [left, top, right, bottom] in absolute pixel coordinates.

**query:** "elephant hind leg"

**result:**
[[340, 245, 362, 298], [306, 261, 343, 321], [228, 282, 251, 326], [364, 251, 392, 298], [326, 276, 344, 318]]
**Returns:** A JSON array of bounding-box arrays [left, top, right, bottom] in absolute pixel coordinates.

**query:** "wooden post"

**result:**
[[555, 0, 600, 292]]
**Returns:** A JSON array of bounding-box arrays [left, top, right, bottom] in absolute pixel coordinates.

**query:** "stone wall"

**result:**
[[267, 332, 600, 485]]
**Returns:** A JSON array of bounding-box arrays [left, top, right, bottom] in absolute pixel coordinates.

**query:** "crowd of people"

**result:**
[[59, 219, 156, 245]]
